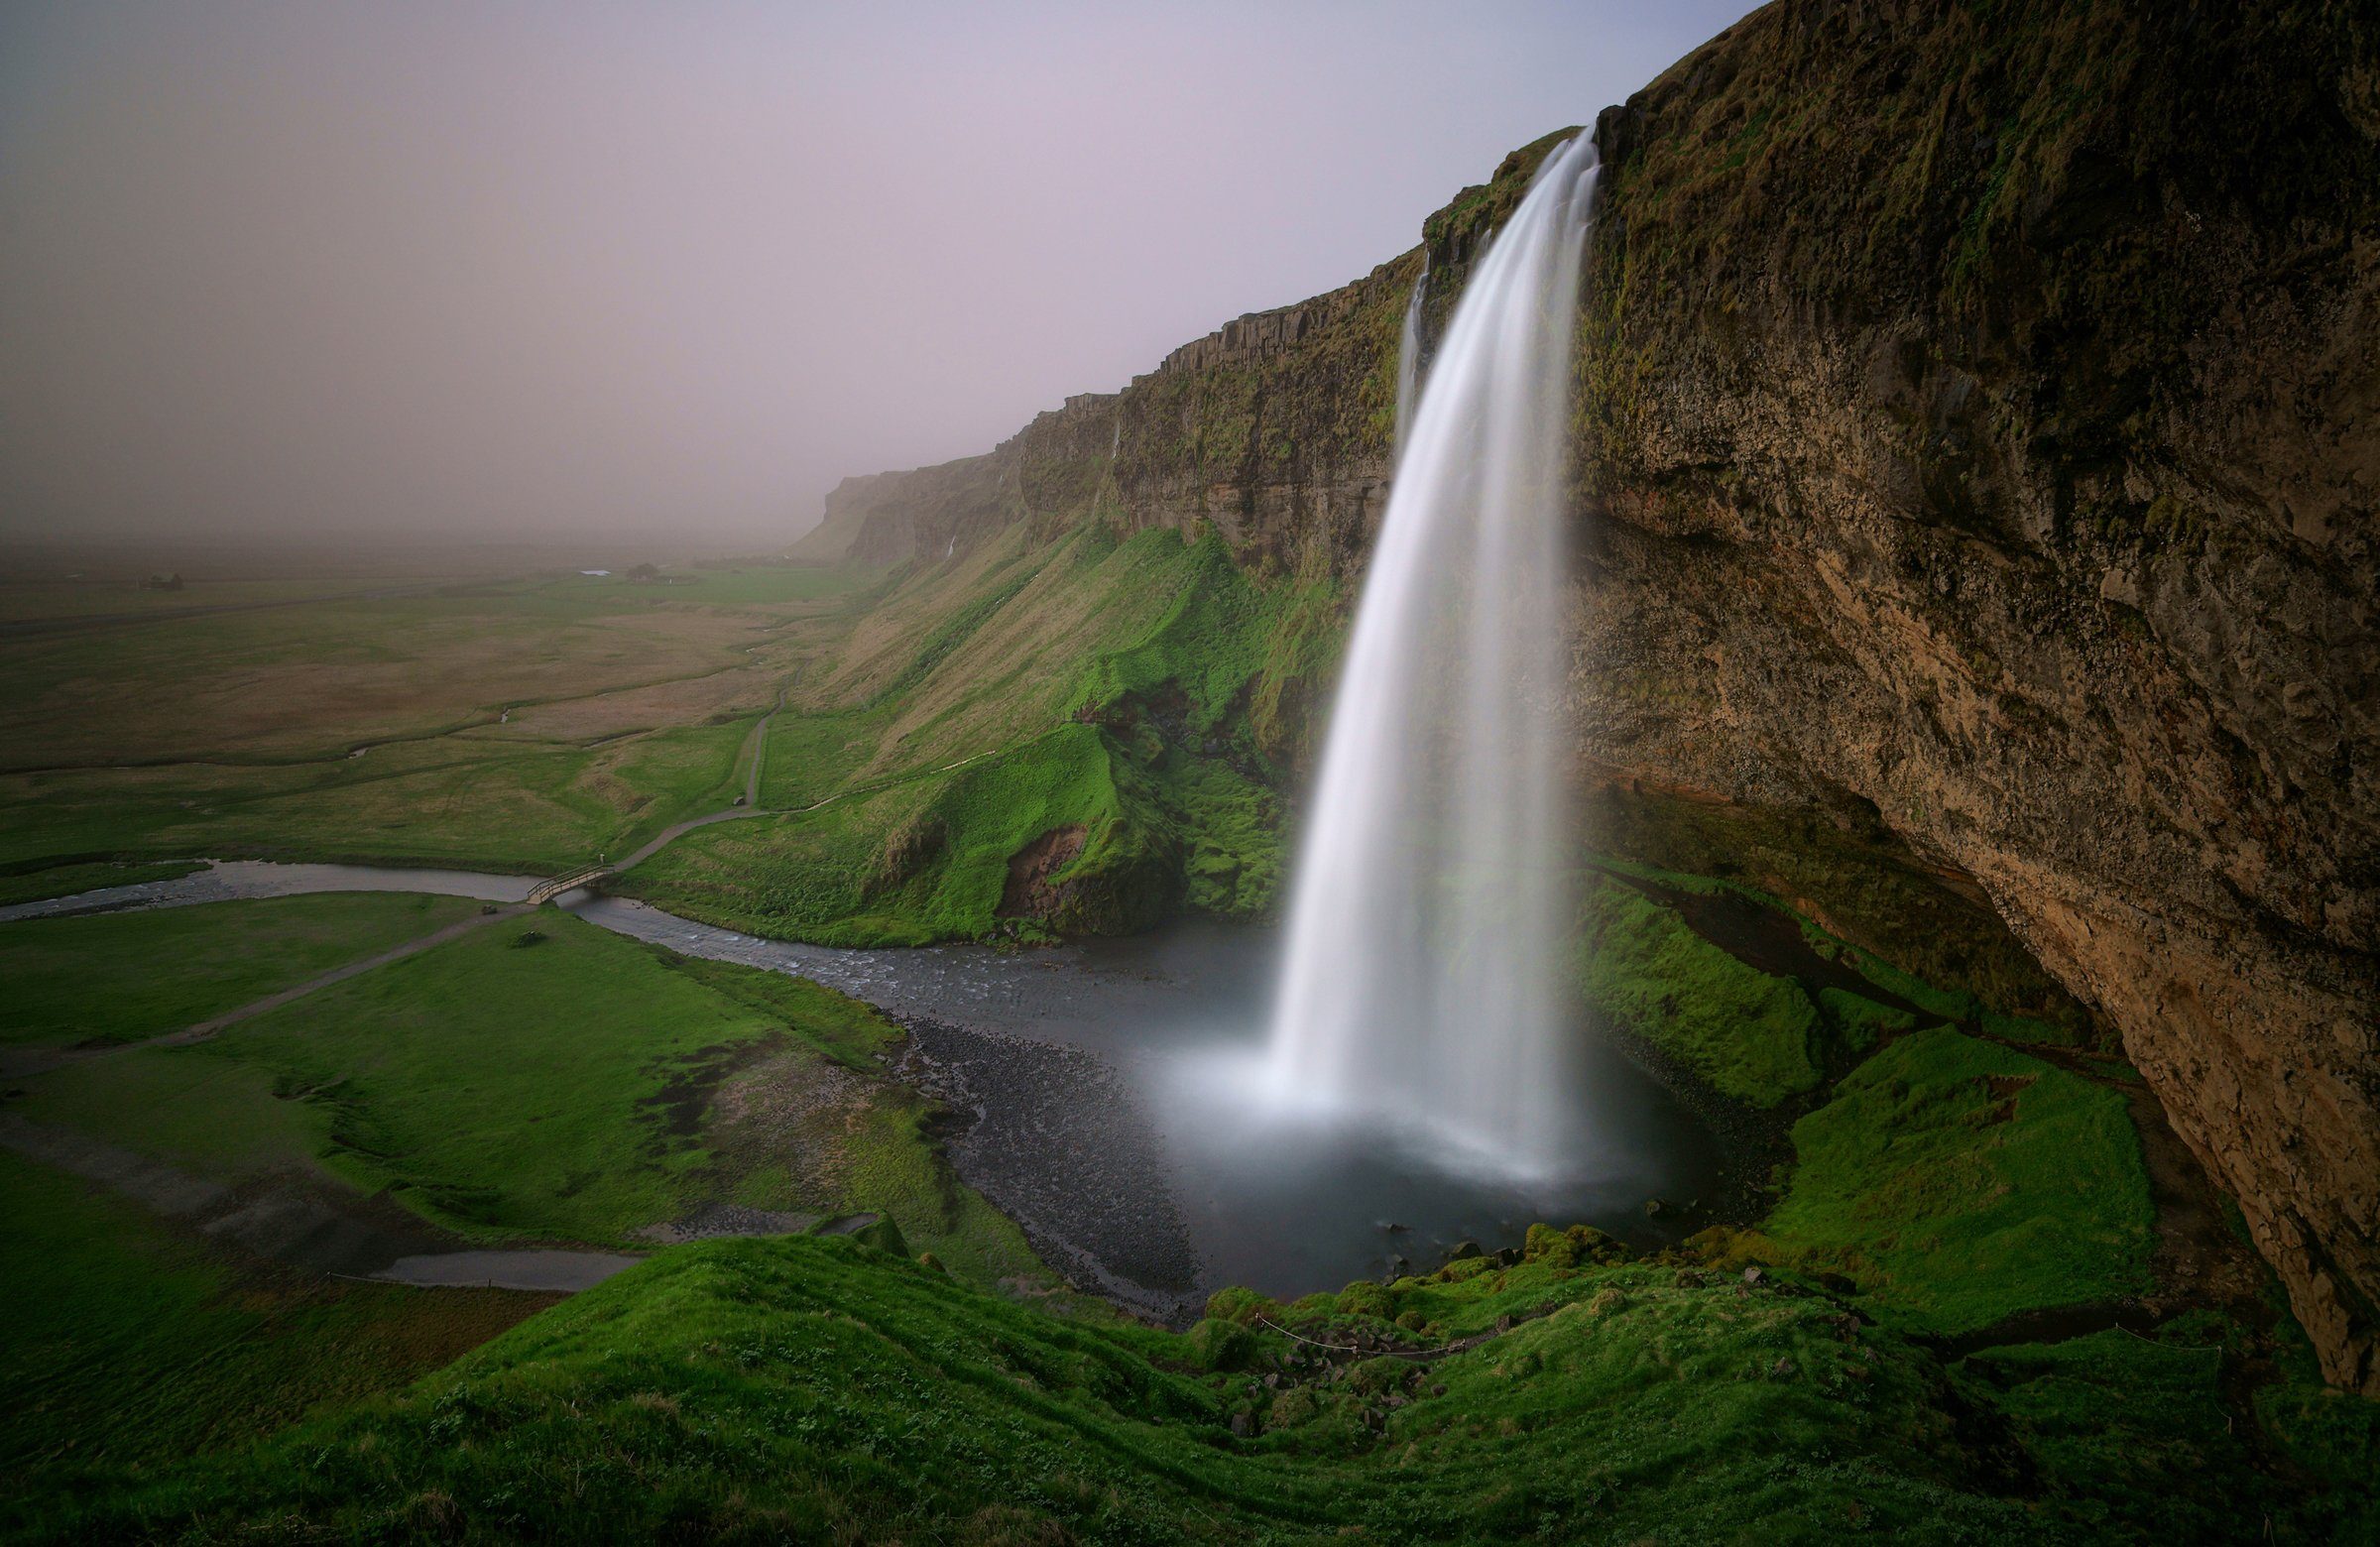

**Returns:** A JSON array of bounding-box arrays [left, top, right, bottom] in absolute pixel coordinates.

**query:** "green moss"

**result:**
[[1960, 1315, 2377, 1542], [1186, 1317, 1257, 1372], [27, 1230, 2373, 1541], [34, 1238, 2039, 1542], [1576, 875, 1824, 1108], [1590, 787, 2099, 1046], [1745, 1029, 2156, 1335], [1817, 986, 1918, 1050]]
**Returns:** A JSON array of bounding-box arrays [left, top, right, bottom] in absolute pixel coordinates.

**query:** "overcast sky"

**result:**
[[0, 1, 1753, 546]]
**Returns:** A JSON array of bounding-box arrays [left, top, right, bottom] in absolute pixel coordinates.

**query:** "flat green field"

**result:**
[[0, 562, 876, 879], [12, 901, 1039, 1281], [0, 576, 390, 622], [0, 892, 480, 1048]]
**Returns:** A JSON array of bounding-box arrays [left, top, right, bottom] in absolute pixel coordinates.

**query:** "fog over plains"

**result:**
[[0, 2, 1751, 546]]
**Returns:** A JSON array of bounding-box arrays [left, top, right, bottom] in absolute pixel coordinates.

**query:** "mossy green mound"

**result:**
[[1712, 1029, 2157, 1336]]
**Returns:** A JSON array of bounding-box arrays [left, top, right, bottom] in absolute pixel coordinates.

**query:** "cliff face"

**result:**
[[1577, 0, 2377, 1393], [798, 129, 1580, 579], [802, 3, 2378, 1389]]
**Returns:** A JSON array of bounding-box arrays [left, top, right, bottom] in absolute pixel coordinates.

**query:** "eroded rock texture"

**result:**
[[804, 1, 2378, 1387], [1578, 0, 2377, 1390]]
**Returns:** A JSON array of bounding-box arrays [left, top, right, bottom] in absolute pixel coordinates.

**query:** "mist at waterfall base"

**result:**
[[1235, 133, 1602, 1188]]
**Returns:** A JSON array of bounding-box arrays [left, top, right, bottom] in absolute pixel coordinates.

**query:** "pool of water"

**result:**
[[574, 896, 1722, 1310], [3, 860, 1724, 1310]]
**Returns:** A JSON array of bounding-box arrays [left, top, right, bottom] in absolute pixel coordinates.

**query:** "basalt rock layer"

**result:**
[[804, 2, 2378, 1389]]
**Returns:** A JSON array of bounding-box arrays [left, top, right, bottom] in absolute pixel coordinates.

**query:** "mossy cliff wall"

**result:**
[[1574, 0, 2377, 1394], [803, 2, 2378, 1389]]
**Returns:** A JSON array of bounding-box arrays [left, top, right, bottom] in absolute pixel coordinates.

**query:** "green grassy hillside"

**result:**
[[0, 1153, 550, 1505], [617, 522, 1334, 944], [25, 1226, 2370, 1545]]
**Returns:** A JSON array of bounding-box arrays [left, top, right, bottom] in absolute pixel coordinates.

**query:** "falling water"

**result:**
[[1394, 260, 1428, 451], [1264, 134, 1599, 1178]]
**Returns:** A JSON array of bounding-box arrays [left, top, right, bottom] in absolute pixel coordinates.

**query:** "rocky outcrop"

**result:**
[[1576, 0, 2378, 1391], [803, 4, 2378, 1388]]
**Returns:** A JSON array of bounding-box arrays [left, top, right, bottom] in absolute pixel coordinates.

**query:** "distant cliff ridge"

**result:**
[[792, 126, 1579, 574], [805, 1, 2378, 1393]]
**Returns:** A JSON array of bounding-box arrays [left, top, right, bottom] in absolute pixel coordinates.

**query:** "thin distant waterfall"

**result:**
[[1265, 135, 1598, 1177], [1395, 260, 1427, 451]]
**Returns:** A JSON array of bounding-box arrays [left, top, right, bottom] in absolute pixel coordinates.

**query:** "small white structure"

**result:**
[[579, 569, 612, 577]]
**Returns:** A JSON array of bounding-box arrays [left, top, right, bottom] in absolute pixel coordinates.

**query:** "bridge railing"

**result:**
[[525, 866, 611, 904]]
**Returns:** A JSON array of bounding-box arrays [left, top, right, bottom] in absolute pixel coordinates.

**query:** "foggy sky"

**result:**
[[0, 2, 1753, 546]]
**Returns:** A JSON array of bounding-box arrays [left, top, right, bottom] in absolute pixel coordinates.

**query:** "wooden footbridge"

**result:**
[[526, 865, 611, 905]]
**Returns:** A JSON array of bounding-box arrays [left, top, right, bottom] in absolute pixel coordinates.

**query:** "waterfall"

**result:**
[[1264, 134, 1598, 1178], [1394, 260, 1428, 451]]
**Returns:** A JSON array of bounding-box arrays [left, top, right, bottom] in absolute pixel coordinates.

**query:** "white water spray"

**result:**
[[1264, 134, 1599, 1177]]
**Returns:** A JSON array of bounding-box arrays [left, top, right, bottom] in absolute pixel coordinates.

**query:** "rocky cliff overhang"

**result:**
[[1579, 0, 2377, 1392]]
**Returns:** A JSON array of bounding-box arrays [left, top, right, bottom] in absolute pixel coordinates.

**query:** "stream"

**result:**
[[4, 860, 1723, 1313]]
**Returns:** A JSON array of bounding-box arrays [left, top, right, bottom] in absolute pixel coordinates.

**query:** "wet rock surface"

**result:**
[[894, 1014, 1201, 1320]]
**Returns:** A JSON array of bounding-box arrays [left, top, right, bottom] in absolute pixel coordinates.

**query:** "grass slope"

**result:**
[[0, 892, 480, 1049], [32, 1232, 2372, 1544], [0, 1152, 548, 1512], [625, 524, 1322, 945], [1576, 875, 1827, 1107]]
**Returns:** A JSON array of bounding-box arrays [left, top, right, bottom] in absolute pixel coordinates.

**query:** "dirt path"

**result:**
[[0, 902, 536, 1082], [744, 686, 788, 807], [157, 903, 533, 1046]]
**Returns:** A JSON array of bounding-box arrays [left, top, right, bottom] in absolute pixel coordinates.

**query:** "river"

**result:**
[[6, 860, 1723, 1312]]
